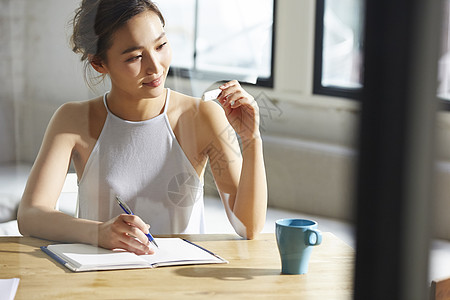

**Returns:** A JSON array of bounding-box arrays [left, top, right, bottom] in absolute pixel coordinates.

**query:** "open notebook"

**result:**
[[41, 238, 227, 272]]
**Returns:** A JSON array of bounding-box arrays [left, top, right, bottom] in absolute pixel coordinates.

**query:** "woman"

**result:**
[[17, 0, 267, 255]]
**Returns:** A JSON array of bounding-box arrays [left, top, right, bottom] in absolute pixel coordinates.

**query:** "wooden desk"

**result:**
[[0, 233, 354, 299]]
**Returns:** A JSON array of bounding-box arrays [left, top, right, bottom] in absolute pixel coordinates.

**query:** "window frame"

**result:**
[[313, 0, 362, 100], [314, 0, 450, 111], [439, 96, 450, 110], [167, 0, 277, 88], [438, 0, 450, 110]]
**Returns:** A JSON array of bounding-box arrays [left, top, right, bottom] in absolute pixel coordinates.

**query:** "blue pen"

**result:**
[[115, 196, 159, 248]]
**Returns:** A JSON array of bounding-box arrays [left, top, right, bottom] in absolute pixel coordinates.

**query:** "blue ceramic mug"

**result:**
[[275, 219, 322, 274]]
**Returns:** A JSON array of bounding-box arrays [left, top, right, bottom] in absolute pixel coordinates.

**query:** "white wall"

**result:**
[[0, 0, 91, 163], [1, 0, 449, 237], [0, 0, 18, 163]]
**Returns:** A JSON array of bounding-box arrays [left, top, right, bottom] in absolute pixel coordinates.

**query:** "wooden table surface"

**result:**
[[0, 233, 354, 299]]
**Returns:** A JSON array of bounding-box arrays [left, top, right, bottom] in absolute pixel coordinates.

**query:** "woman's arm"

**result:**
[[200, 81, 267, 239], [18, 103, 89, 241], [17, 102, 153, 254]]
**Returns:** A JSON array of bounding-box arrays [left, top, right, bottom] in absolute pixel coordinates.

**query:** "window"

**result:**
[[315, 0, 449, 110], [157, 0, 275, 87], [438, 0, 450, 109], [314, 0, 364, 99]]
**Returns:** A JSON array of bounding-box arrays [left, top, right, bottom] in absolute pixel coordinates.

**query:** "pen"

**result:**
[[115, 196, 159, 248]]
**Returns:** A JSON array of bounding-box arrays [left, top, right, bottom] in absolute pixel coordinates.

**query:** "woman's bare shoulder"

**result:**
[[50, 96, 105, 130], [56, 96, 103, 114], [55, 97, 106, 120], [169, 90, 198, 107], [170, 90, 225, 120]]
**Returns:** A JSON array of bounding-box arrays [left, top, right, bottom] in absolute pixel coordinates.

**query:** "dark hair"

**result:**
[[70, 0, 165, 88]]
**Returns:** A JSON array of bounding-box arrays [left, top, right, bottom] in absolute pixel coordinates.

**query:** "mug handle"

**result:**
[[305, 229, 323, 246]]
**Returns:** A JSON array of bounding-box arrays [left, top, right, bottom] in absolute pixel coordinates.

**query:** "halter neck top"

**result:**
[[78, 89, 205, 234]]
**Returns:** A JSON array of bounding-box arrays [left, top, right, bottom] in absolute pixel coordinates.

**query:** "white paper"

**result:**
[[57, 244, 144, 268], [141, 238, 218, 265], [0, 278, 20, 300], [202, 89, 222, 101]]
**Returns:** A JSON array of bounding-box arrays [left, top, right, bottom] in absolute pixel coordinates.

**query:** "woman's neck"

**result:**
[[106, 88, 167, 121]]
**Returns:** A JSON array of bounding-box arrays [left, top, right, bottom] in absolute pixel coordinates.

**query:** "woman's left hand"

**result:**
[[217, 80, 260, 141]]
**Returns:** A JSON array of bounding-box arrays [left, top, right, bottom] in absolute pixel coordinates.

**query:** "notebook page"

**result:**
[[141, 238, 221, 265], [47, 243, 146, 268]]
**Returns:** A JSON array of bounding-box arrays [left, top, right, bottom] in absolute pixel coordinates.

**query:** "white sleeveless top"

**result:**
[[78, 89, 205, 234]]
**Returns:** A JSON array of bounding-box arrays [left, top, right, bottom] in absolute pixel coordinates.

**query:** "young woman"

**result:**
[[17, 0, 267, 255]]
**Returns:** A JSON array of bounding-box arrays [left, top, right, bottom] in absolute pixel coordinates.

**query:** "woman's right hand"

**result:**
[[97, 214, 155, 255]]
